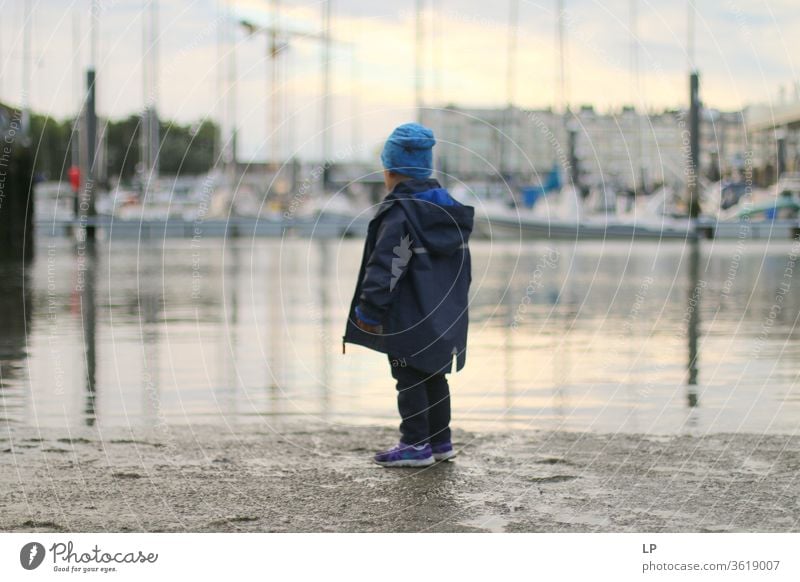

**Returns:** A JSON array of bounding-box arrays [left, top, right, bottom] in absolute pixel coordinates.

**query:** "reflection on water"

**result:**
[[1, 236, 799, 434], [0, 263, 30, 425]]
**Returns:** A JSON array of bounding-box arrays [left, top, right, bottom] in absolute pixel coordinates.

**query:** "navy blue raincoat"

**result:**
[[343, 178, 474, 374]]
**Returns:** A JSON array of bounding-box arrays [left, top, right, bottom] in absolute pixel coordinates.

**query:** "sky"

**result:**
[[1, 0, 798, 161]]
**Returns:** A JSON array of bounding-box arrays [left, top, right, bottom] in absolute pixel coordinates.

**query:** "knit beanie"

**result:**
[[380, 122, 436, 179]]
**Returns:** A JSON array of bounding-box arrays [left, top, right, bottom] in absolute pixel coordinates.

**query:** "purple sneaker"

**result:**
[[431, 441, 456, 461], [373, 442, 434, 467]]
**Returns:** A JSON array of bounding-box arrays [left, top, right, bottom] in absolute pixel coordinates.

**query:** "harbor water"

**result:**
[[1, 236, 798, 435]]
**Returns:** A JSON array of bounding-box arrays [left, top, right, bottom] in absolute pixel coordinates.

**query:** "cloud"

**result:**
[[2, 0, 796, 161]]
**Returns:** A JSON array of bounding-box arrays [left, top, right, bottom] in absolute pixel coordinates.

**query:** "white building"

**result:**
[[421, 105, 747, 191]]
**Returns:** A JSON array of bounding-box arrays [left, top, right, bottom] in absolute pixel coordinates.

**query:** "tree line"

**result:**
[[29, 113, 219, 184]]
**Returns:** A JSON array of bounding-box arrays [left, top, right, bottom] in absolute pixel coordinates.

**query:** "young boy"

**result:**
[[342, 122, 474, 467]]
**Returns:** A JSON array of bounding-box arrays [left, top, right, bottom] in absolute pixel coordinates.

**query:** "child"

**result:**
[[342, 122, 474, 467]]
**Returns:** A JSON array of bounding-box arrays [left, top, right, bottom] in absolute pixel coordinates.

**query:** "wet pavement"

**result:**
[[2, 423, 799, 532]]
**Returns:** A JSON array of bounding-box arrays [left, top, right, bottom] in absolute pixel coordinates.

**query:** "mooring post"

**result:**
[[686, 237, 701, 407], [0, 104, 35, 262], [82, 69, 98, 240], [688, 71, 701, 220]]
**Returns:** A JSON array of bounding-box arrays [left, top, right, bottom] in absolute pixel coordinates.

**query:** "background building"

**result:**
[[745, 99, 800, 186], [421, 105, 749, 192]]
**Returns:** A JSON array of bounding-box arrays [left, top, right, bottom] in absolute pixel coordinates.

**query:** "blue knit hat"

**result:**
[[380, 122, 436, 179]]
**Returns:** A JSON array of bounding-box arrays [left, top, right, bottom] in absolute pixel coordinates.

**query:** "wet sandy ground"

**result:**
[[2, 423, 799, 532]]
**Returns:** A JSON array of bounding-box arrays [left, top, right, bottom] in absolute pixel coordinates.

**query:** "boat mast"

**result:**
[[322, 0, 332, 182], [72, 7, 81, 169], [506, 0, 518, 108], [349, 39, 359, 156], [22, 0, 32, 135], [415, 0, 424, 123], [432, 0, 443, 106], [555, 0, 567, 116], [687, 0, 695, 73], [502, 0, 519, 180], [83, 0, 99, 239], [270, 0, 280, 169], [227, 0, 237, 176], [216, 0, 223, 163], [687, 0, 701, 218], [141, 0, 159, 184], [630, 0, 645, 193]]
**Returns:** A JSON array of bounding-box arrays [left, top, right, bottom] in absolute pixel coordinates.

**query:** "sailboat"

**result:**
[[471, 1, 697, 241]]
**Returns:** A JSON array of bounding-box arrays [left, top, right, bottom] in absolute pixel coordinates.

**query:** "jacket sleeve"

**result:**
[[356, 205, 413, 322]]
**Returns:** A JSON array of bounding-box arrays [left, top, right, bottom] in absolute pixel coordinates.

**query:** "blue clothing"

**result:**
[[354, 305, 380, 326], [343, 178, 475, 374], [414, 187, 455, 206], [380, 123, 436, 180], [389, 354, 451, 446]]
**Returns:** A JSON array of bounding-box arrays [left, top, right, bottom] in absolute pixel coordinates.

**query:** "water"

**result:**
[[1, 236, 798, 435]]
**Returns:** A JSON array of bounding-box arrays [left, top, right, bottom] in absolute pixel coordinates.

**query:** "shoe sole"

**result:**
[[374, 457, 435, 468], [433, 450, 457, 461]]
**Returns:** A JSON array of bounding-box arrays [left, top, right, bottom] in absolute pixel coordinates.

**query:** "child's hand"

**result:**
[[356, 318, 382, 334]]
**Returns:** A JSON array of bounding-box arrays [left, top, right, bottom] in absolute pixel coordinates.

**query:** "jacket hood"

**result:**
[[387, 179, 474, 256]]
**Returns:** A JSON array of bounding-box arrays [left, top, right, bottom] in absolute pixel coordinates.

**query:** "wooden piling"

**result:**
[[0, 103, 35, 262]]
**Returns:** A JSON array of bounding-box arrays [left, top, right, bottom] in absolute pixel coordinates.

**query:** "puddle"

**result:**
[[461, 514, 509, 532]]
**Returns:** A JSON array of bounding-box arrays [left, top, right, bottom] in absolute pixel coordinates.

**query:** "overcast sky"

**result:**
[[1, 0, 797, 161]]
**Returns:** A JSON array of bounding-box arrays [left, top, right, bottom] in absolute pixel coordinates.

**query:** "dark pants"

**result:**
[[388, 355, 451, 446]]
